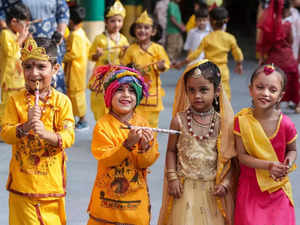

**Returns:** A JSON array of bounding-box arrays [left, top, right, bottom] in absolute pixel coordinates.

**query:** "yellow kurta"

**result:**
[[87, 113, 159, 225], [187, 30, 243, 99], [121, 42, 170, 127], [0, 29, 24, 125], [88, 32, 129, 121], [186, 15, 196, 33], [0, 88, 75, 225], [64, 27, 91, 117]]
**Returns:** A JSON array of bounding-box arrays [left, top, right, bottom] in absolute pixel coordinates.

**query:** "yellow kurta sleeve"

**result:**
[[134, 141, 159, 169], [120, 44, 134, 66], [186, 14, 196, 32], [88, 34, 102, 61], [230, 36, 244, 62], [63, 33, 82, 62], [91, 122, 131, 167], [1, 30, 19, 57], [155, 45, 171, 72], [187, 38, 205, 62], [0, 96, 20, 144]]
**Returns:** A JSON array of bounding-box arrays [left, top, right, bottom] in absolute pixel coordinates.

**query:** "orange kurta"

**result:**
[[87, 113, 159, 225]]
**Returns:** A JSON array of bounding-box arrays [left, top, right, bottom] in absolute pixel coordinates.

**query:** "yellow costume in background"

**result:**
[[121, 42, 170, 128], [64, 26, 91, 118], [87, 113, 159, 225], [186, 14, 196, 32], [0, 88, 75, 225], [187, 30, 243, 100], [0, 29, 24, 125]]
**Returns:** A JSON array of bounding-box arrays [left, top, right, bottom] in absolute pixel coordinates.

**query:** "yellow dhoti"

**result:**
[[9, 193, 66, 225]]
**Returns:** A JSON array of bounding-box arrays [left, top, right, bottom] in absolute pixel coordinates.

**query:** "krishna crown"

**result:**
[[136, 11, 153, 25], [106, 0, 126, 18]]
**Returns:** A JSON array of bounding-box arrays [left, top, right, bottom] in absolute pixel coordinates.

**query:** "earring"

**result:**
[[214, 96, 218, 106]]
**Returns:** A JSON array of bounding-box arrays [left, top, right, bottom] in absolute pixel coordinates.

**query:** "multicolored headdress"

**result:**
[[136, 11, 153, 25], [21, 37, 55, 62], [89, 65, 149, 108], [106, 0, 126, 18]]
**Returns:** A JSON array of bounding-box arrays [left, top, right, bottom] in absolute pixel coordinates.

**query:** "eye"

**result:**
[[199, 87, 209, 93], [188, 87, 195, 93], [270, 88, 278, 93], [129, 86, 135, 93], [23, 64, 32, 70], [256, 85, 263, 89]]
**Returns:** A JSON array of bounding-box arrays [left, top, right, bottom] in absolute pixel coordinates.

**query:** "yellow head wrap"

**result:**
[[106, 0, 126, 18], [136, 11, 153, 25], [21, 37, 55, 62]]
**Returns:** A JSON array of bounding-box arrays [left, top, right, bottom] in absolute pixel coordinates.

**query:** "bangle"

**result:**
[[167, 169, 177, 173], [167, 173, 178, 181]]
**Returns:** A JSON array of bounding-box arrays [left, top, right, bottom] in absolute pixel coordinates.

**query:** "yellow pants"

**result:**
[[121, 5, 143, 43], [135, 108, 160, 128], [67, 90, 87, 118], [9, 192, 66, 225], [90, 92, 108, 122]]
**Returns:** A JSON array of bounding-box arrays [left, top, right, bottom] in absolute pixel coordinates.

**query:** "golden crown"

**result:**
[[136, 11, 153, 25], [21, 37, 53, 62], [106, 0, 126, 18]]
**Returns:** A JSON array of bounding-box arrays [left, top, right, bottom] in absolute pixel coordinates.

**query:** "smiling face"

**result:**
[[111, 83, 137, 116], [186, 75, 218, 112], [106, 15, 124, 34], [134, 23, 154, 43], [23, 59, 59, 94], [196, 17, 208, 30], [249, 71, 284, 110]]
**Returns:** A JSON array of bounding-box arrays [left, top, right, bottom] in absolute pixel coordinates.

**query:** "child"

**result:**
[[88, 0, 129, 121], [166, 0, 186, 61], [175, 7, 244, 100], [158, 60, 237, 225], [86, 65, 159, 225], [64, 5, 91, 130], [0, 37, 75, 225], [0, 3, 31, 126], [184, 7, 210, 63], [234, 64, 297, 225], [121, 11, 170, 128], [257, 0, 300, 113]]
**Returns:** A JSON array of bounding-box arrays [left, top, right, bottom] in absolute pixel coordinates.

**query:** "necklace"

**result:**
[[186, 108, 215, 140], [25, 89, 52, 116], [189, 106, 214, 117]]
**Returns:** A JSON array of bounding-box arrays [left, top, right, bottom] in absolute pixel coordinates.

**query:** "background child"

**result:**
[[64, 4, 91, 131], [86, 65, 159, 225], [121, 11, 170, 128], [183, 7, 210, 63], [0, 37, 75, 225], [234, 64, 297, 225], [88, 0, 129, 121], [158, 60, 237, 225], [176, 7, 244, 100], [257, 0, 300, 113], [166, 0, 186, 62], [0, 3, 31, 128]]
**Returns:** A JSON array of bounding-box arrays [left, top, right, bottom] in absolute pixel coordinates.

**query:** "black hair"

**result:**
[[69, 5, 86, 25], [129, 13, 162, 42], [34, 37, 58, 65], [283, 0, 291, 9], [209, 7, 228, 28], [195, 7, 209, 19], [6, 2, 32, 25], [250, 64, 287, 92], [184, 61, 221, 111]]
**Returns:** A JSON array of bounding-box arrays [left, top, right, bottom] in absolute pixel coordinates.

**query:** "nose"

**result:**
[[262, 88, 270, 96]]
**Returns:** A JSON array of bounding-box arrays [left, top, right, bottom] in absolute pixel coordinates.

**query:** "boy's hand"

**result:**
[[28, 105, 41, 122], [92, 47, 103, 61], [125, 127, 143, 149], [138, 128, 154, 153], [213, 184, 227, 197], [31, 119, 48, 139], [168, 179, 183, 198], [156, 60, 166, 71], [172, 61, 184, 69], [179, 24, 186, 33], [234, 63, 243, 75]]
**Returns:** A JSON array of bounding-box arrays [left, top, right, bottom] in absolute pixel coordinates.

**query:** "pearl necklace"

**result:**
[[189, 106, 214, 117], [186, 108, 215, 141]]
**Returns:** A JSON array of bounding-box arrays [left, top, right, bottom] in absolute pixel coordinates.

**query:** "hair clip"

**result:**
[[192, 68, 202, 78], [263, 64, 275, 75]]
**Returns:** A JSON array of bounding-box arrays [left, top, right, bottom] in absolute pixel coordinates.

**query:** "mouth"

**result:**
[[258, 98, 270, 104], [119, 99, 132, 105]]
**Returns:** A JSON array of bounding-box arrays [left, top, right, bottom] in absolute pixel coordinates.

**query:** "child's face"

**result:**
[[23, 59, 59, 93], [106, 15, 124, 34], [196, 17, 208, 30], [134, 23, 154, 43], [249, 71, 284, 110], [111, 83, 137, 116], [11, 18, 30, 34], [186, 75, 217, 112]]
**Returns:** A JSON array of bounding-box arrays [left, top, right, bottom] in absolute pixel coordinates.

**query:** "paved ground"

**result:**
[[1, 59, 300, 225]]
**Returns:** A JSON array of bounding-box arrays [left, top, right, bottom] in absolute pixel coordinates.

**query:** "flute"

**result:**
[[120, 125, 181, 135], [35, 81, 39, 106]]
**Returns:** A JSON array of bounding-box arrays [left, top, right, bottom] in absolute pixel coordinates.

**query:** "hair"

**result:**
[[209, 7, 228, 28], [250, 64, 287, 92], [69, 5, 86, 25], [184, 61, 221, 111], [6, 2, 32, 25], [195, 7, 209, 19], [129, 14, 162, 42], [34, 37, 58, 65], [284, 0, 291, 8]]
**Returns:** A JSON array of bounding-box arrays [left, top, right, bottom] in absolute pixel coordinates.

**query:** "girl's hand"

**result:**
[[168, 179, 183, 198], [213, 184, 227, 197], [138, 128, 154, 153], [234, 63, 243, 75], [269, 162, 289, 180], [156, 60, 166, 71]]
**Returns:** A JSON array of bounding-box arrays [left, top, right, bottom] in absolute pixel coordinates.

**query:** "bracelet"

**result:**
[[167, 173, 179, 181], [167, 168, 177, 173]]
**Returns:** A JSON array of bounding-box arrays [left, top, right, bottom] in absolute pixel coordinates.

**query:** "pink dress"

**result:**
[[234, 114, 297, 225]]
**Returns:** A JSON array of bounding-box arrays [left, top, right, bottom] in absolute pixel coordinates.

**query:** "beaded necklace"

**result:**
[[190, 106, 214, 118], [186, 108, 216, 141]]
